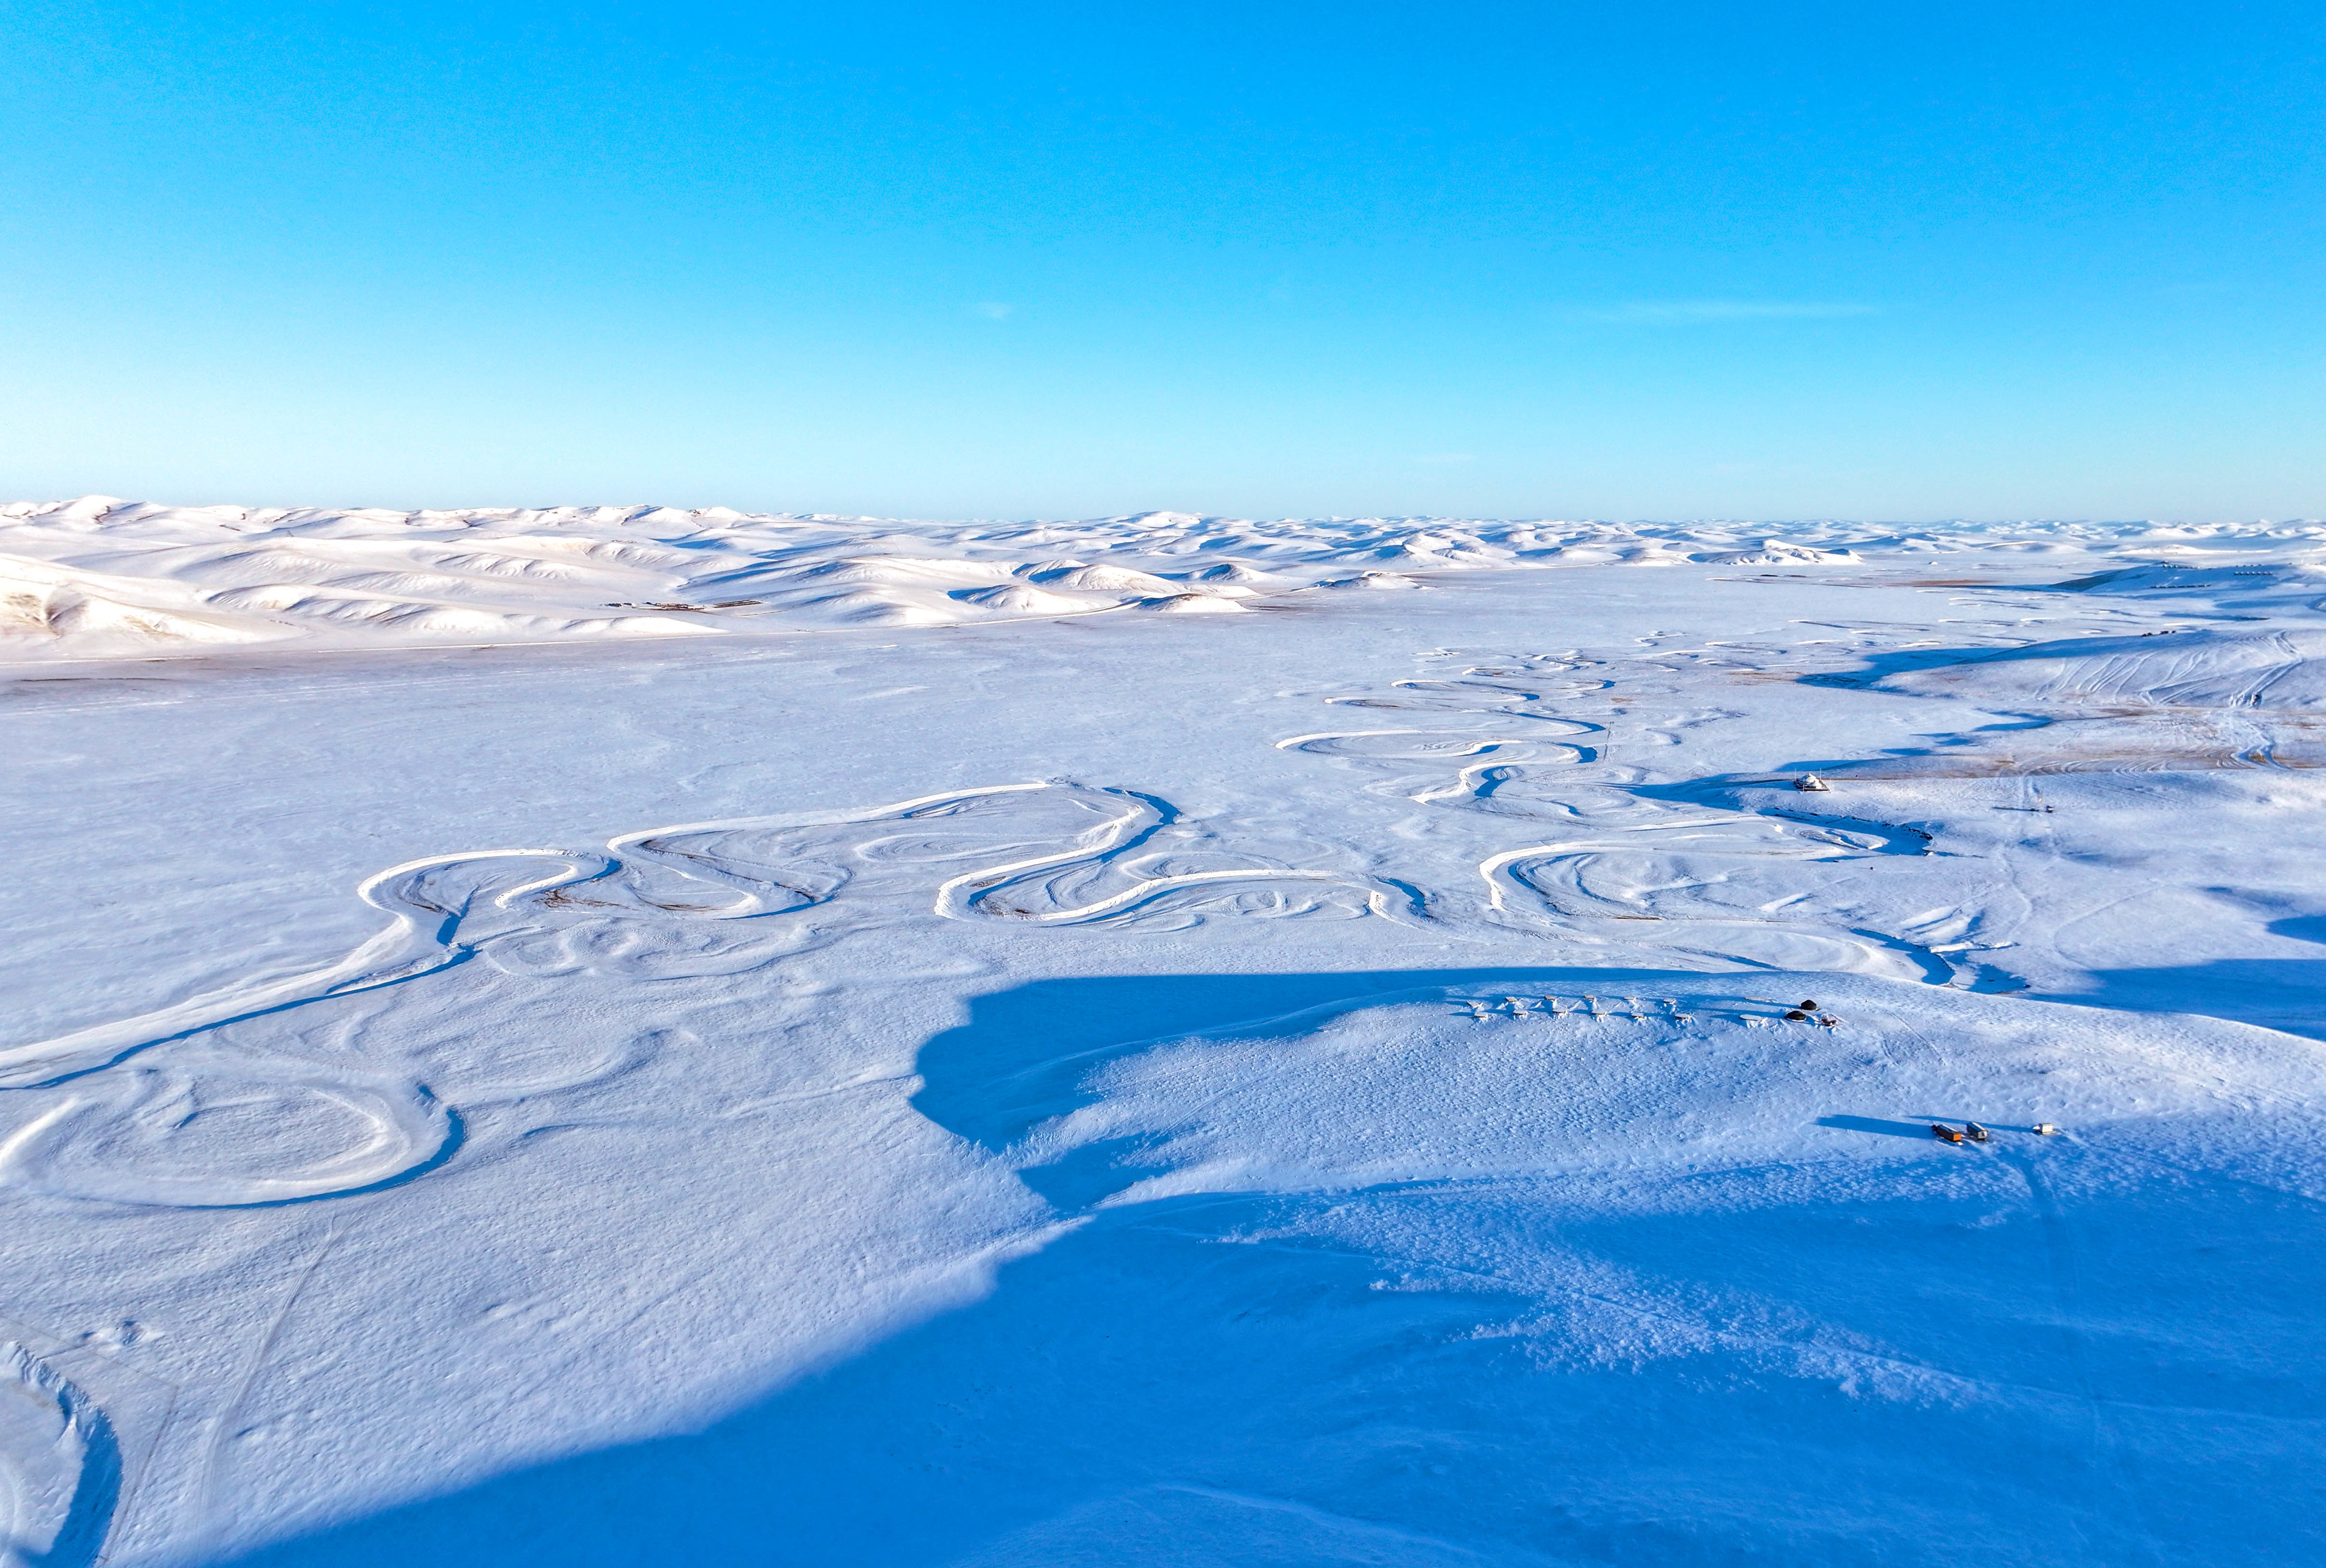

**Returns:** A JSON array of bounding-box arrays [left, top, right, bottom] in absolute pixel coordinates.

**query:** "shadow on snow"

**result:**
[[214, 968, 2326, 1568]]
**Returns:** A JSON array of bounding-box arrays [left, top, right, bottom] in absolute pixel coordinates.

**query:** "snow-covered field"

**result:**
[[4, 499, 2325, 1566]]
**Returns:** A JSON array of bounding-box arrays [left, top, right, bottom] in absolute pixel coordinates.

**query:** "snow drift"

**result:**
[[9, 497, 2326, 662]]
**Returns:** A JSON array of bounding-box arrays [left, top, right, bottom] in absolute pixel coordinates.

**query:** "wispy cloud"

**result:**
[[973, 301, 1013, 321], [1577, 300, 1879, 326]]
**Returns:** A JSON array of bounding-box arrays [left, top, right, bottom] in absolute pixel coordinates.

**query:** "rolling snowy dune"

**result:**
[[9, 495, 2326, 660], [3, 504, 2325, 1567]]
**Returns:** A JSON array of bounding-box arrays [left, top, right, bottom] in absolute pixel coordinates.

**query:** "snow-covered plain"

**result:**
[[4, 499, 2326, 1566]]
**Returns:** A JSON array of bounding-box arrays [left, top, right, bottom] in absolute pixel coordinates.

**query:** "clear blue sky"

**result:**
[[5, 2, 2321, 519]]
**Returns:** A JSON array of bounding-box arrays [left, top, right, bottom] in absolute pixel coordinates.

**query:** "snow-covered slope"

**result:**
[[3, 504, 2325, 1567], [1880, 625, 2326, 711]]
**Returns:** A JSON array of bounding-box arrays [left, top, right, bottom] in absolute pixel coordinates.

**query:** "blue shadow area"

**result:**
[[2022, 916, 2326, 1042], [1794, 630, 2187, 694], [2039, 956, 2326, 1042], [1816, 1114, 1936, 1140], [50, 1393, 121, 1568], [212, 968, 2326, 1567]]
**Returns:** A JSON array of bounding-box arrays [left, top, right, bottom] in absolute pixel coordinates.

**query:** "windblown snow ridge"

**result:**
[[4, 497, 2323, 661]]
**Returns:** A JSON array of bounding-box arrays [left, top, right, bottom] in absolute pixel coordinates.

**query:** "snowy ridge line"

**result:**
[[1016, 974, 2326, 1214], [8, 496, 2326, 660]]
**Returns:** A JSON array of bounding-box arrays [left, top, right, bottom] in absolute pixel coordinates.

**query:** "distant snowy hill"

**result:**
[[7, 496, 2324, 659]]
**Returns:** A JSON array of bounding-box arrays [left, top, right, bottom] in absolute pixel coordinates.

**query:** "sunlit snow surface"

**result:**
[[3, 500, 2325, 1566]]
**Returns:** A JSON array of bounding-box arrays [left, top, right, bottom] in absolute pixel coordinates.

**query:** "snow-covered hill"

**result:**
[[7, 496, 2326, 660]]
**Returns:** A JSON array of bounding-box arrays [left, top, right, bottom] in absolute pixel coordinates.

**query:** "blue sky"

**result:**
[[4, 2, 2322, 518]]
